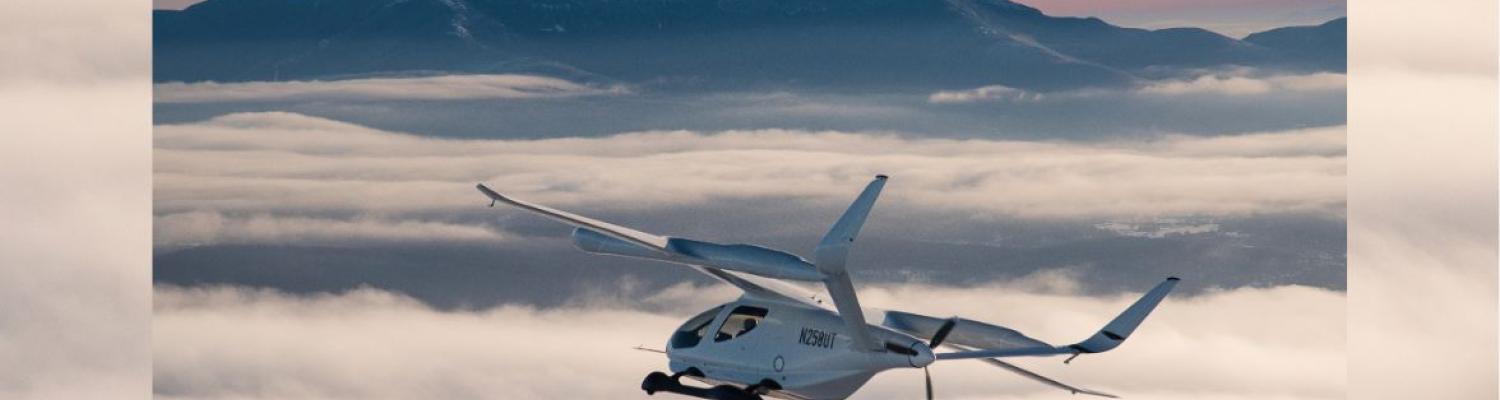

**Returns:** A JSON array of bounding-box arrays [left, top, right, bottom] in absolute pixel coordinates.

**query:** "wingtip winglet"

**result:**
[[476, 183, 506, 207], [875, 174, 889, 180], [475, 183, 501, 199]]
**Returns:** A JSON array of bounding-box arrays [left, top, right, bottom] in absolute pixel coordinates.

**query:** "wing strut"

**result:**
[[977, 358, 1117, 398]]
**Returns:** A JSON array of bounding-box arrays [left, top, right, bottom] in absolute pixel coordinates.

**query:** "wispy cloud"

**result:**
[[1139, 72, 1346, 96], [154, 279, 1344, 400], [928, 85, 1041, 103], [154, 74, 628, 103], [713, 92, 919, 117], [929, 71, 1346, 104], [154, 211, 507, 248], [1094, 221, 1221, 238]]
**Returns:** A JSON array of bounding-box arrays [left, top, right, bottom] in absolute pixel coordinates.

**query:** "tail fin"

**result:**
[[814, 174, 887, 273], [1069, 277, 1179, 353], [814, 175, 888, 352]]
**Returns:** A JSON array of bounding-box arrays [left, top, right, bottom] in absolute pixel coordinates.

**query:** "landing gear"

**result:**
[[643, 368, 701, 395], [641, 372, 672, 395], [639, 370, 770, 400]]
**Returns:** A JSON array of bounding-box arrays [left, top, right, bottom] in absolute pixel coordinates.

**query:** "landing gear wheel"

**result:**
[[641, 371, 672, 395]]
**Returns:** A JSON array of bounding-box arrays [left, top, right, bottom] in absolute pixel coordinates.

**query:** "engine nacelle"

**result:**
[[572, 227, 664, 260], [571, 227, 825, 281]]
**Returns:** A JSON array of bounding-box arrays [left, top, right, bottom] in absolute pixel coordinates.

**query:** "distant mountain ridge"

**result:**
[[1244, 17, 1346, 71], [154, 0, 1346, 91]]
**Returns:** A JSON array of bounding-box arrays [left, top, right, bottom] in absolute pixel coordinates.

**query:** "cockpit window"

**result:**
[[714, 306, 769, 342], [669, 306, 723, 349]]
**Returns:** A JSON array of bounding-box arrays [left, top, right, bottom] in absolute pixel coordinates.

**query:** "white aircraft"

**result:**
[[477, 175, 1178, 400]]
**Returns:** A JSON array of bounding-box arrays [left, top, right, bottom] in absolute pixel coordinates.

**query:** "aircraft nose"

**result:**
[[908, 342, 935, 368]]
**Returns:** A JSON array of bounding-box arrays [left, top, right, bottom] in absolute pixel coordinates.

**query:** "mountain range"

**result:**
[[155, 0, 1345, 91]]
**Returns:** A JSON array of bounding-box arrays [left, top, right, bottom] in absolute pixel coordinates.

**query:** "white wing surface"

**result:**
[[476, 183, 825, 306], [879, 310, 1055, 351], [477, 184, 669, 250], [935, 277, 1180, 360]]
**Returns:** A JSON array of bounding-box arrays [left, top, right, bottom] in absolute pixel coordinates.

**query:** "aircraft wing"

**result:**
[[695, 267, 828, 308], [878, 310, 1055, 352], [476, 184, 669, 250], [476, 183, 826, 307], [933, 278, 1180, 361], [882, 311, 1118, 398]]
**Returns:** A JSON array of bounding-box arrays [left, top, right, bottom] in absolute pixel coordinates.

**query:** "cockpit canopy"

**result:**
[[670, 305, 722, 349], [669, 304, 771, 349], [714, 306, 768, 342]]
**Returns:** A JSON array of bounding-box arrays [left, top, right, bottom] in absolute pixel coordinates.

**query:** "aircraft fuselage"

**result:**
[[664, 298, 934, 400]]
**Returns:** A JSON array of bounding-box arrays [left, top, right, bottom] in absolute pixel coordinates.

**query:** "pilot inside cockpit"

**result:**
[[738, 318, 757, 336], [714, 306, 768, 342]]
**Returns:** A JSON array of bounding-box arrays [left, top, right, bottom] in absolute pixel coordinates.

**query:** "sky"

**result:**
[[0, 0, 1490, 400], [141, 0, 1357, 398]]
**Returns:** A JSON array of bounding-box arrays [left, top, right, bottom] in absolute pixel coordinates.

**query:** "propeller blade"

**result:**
[[929, 317, 959, 348], [924, 367, 933, 400]]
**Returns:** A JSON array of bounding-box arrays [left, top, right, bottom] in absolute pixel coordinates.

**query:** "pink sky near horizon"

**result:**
[[153, 0, 200, 10], [1024, 0, 1340, 14], [1024, 0, 1344, 37]]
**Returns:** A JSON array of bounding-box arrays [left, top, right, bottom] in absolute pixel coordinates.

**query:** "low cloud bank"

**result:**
[[1140, 72, 1346, 96], [1346, 55, 1497, 397], [155, 279, 1345, 400], [929, 85, 1041, 103], [154, 112, 1343, 247], [930, 71, 1346, 104], [154, 74, 627, 103], [155, 211, 507, 248]]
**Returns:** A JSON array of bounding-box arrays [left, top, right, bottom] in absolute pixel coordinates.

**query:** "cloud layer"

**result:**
[[1346, 4, 1497, 394], [2, 81, 152, 399], [154, 112, 1344, 247], [1, 16, 151, 399], [929, 71, 1346, 104], [1139, 72, 1346, 96], [155, 211, 507, 248], [928, 85, 1041, 103], [154, 74, 627, 103], [155, 279, 1345, 400]]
